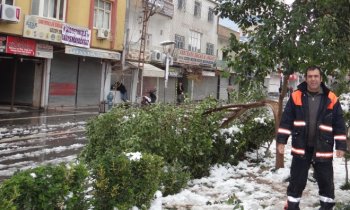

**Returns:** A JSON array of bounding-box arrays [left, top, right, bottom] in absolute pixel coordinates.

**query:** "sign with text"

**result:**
[[176, 49, 216, 67], [23, 15, 63, 43], [6, 36, 36, 56], [36, 43, 53, 59], [65, 46, 121, 60], [62, 24, 91, 48]]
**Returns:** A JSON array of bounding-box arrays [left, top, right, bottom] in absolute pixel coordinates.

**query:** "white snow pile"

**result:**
[[149, 142, 350, 210], [0, 121, 86, 140]]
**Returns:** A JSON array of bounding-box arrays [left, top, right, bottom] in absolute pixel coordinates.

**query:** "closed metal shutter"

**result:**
[[192, 76, 217, 101], [76, 57, 102, 107], [49, 53, 102, 108], [219, 76, 229, 101], [49, 53, 78, 107], [158, 77, 176, 103]]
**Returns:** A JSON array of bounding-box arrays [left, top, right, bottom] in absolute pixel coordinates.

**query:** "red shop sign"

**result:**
[[6, 36, 36, 56]]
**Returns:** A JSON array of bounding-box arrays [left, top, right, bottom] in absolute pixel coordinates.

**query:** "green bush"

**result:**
[[81, 99, 224, 179], [0, 99, 278, 209], [240, 115, 275, 149], [160, 161, 191, 196], [212, 111, 275, 165], [212, 124, 244, 165], [0, 163, 89, 210], [91, 152, 163, 210]]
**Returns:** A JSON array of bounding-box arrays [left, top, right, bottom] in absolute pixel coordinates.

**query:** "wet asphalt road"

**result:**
[[0, 108, 99, 182]]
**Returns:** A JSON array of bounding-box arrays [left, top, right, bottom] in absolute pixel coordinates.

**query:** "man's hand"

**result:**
[[336, 150, 345, 158], [277, 143, 285, 155]]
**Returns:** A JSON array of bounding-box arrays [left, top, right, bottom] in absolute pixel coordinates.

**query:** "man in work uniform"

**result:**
[[277, 66, 347, 210]]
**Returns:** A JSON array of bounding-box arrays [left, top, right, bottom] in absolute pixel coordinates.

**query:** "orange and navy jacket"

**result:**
[[277, 82, 347, 161]]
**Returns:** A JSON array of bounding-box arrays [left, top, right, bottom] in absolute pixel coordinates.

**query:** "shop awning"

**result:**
[[128, 62, 165, 78]]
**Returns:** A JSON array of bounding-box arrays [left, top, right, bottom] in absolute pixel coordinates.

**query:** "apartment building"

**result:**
[[171, 0, 219, 101], [124, 0, 239, 103], [0, 0, 125, 110], [122, 0, 173, 103]]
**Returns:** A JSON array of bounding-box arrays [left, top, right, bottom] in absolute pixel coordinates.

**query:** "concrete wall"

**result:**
[[0, 1, 31, 35], [171, 0, 218, 53], [0, 1, 125, 52], [127, 0, 172, 55]]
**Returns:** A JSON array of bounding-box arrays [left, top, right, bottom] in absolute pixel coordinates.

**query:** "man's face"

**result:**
[[305, 69, 322, 92]]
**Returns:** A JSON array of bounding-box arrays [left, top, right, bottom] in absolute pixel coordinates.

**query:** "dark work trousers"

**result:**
[[287, 148, 334, 210]]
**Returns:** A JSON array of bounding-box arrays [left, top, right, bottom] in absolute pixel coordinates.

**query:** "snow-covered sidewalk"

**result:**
[[151, 142, 350, 210]]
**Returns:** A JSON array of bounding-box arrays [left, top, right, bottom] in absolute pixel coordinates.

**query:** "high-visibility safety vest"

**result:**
[[276, 82, 347, 161]]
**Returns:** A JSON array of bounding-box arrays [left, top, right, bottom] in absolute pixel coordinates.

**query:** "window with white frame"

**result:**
[[1, 0, 14, 5], [94, 0, 112, 30], [177, 0, 186, 11], [206, 43, 214, 55], [194, 1, 201, 18], [31, 0, 66, 21], [175, 34, 185, 49], [208, 8, 214, 22], [188, 31, 201, 53], [146, 33, 152, 48]]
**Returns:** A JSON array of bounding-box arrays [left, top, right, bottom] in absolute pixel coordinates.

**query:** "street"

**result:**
[[0, 108, 98, 182]]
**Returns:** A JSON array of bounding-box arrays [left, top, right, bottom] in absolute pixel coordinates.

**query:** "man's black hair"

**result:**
[[304, 66, 322, 77]]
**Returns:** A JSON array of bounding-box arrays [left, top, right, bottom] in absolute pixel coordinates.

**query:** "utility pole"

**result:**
[[137, 0, 162, 99]]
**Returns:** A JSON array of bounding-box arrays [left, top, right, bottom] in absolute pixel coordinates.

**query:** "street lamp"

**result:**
[[160, 40, 175, 88]]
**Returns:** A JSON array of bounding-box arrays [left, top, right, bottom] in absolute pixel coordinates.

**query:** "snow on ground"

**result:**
[[1, 112, 350, 209], [151, 142, 350, 210], [0, 121, 87, 180]]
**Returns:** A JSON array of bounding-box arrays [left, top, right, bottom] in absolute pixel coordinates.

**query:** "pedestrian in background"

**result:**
[[115, 81, 128, 102], [277, 66, 347, 210], [177, 81, 184, 103]]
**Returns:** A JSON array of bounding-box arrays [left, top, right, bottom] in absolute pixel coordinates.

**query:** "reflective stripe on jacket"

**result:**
[[276, 82, 347, 161]]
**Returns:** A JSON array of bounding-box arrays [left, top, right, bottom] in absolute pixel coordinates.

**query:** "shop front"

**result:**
[[22, 16, 121, 109], [174, 49, 217, 101], [0, 35, 52, 110], [48, 46, 120, 109], [126, 62, 165, 103]]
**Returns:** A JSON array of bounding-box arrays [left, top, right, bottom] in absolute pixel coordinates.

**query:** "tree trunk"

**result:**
[[275, 74, 290, 169]]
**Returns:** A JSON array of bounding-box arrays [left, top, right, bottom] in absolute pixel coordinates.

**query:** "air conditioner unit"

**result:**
[[97, 28, 110, 39], [0, 4, 21, 23], [151, 50, 162, 62]]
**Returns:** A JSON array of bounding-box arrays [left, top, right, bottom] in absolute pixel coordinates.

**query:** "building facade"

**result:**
[[0, 0, 125, 111], [217, 24, 240, 101], [124, 0, 238, 104]]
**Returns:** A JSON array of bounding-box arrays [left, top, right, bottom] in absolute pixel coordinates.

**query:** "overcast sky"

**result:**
[[219, 18, 240, 32], [218, 0, 294, 32]]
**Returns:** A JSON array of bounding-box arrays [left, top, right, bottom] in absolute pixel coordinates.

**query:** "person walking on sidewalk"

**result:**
[[277, 66, 347, 210]]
